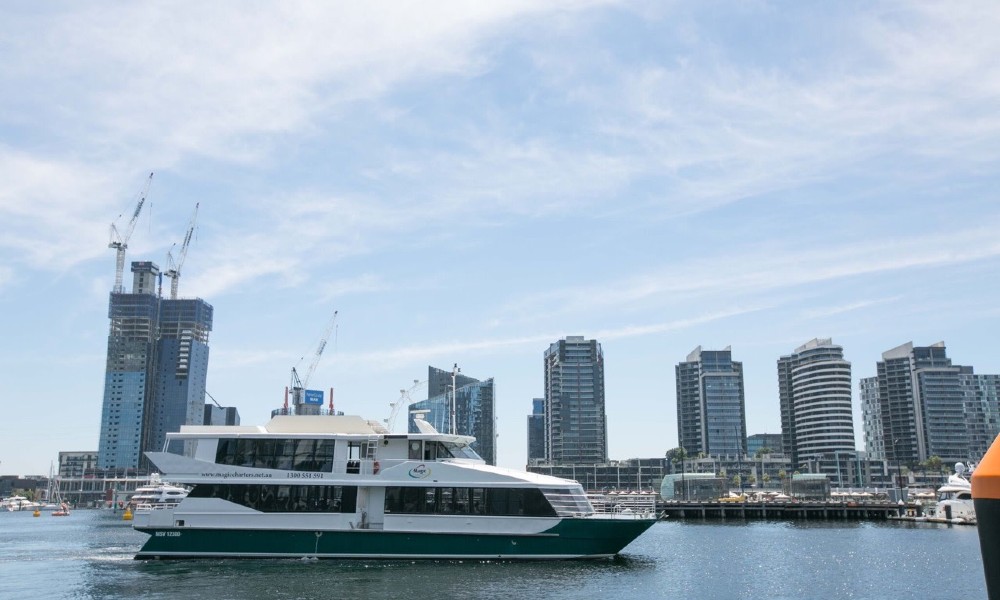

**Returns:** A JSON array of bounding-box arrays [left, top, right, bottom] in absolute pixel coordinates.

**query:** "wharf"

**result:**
[[658, 500, 909, 521]]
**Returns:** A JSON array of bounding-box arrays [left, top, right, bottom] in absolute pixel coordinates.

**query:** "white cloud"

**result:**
[[500, 224, 1000, 319], [800, 296, 902, 320], [342, 303, 763, 367], [319, 274, 392, 301]]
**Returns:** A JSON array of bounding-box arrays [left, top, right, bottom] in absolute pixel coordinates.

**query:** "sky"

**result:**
[[1, 1, 999, 476]]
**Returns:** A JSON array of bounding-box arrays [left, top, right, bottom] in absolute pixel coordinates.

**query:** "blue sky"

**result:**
[[2, 1, 999, 475]]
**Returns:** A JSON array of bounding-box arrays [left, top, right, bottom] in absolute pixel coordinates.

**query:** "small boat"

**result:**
[[52, 502, 71, 517], [133, 413, 655, 560]]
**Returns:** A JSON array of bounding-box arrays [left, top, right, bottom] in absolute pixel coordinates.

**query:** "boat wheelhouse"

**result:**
[[133, 415, 654, 559]]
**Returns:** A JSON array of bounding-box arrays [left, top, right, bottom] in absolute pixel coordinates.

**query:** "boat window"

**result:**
[[382, 486, 556, 517], [212, 438, 334, 473], [236, 439, 255, 467], [216, 439, 237, 464], [540, 486, 594, 517], [274, 439, 295, 470], [293, 439, 318, 470], [408, 440, 422, 460], [420, 441, 482, 461], [188, 483, 357, 513], [424, 442, 442, 461], [441, 442, 482, 460], [253, 440, 275, 469], [348, 441, 372, 460]]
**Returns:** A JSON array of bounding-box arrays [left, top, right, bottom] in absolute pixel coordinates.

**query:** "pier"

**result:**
[[658, 500, 909, 521]]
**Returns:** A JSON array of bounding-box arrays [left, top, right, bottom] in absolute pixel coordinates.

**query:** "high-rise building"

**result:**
[[204, 405, 241, 426], [776, 338, 856, 468], [862, 342, 1000, 466], [527, 398, 545, 465], [58, 451, 99, 479], [543, 336, 607, 465], [408, 366, 496, 465], [963, 374, 1000, 462], [746, 433, 782, 457], [148, 298, 213, 462], [860, 376, 884, 460], [427, 364, 478, 400], [98, 262, 162, 471], [676, 346, 746, 457], [97, 261, 214, 472]]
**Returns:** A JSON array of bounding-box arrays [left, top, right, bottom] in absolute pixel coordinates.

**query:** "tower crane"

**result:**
[[301, 309, 338, 390], [289, 309, 338, 409], [108, 172, 153, 293], [164, 202, 199, 299], [385, 379, 427, 433]]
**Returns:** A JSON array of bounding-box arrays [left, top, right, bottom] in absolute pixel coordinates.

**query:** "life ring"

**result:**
[[373, 461, 381, 475]]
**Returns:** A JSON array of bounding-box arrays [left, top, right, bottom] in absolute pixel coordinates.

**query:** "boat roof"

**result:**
[[447, 461, 584, 487], [175, 414, 474, 443], [179, 415, 385, 435]]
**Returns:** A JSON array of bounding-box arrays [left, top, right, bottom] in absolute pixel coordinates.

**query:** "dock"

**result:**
[[658, 500, 910, 521]]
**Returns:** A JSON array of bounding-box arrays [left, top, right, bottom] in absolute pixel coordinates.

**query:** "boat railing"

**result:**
[[134, 502, 182, 513], [586, 493, 657, 519]]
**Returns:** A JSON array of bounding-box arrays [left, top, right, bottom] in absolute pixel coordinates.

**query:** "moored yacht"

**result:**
[[930, 463, 975, 523], [3, 495, 41, 512], [133, 414, 655, 559], [128, 473, 189, 512]]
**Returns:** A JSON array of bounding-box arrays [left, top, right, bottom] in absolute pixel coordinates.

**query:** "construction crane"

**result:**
[[108, 172, 153, 293], [164, 202, 199, 299], [289, 309, 338, 410], [386, 379, 427, 433], [301, 309, 338, 390]]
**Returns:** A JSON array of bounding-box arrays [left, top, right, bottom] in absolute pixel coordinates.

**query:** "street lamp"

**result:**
[[734, 427, 744, 495], [450, 363, 460, 434], [891, 438, 903, 504]]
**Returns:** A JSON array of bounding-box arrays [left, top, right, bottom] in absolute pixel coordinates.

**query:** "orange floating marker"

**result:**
[[972, 434, 1000, 596]]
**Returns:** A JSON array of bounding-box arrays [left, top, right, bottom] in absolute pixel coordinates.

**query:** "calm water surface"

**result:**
[[0, 509, 987, 599]]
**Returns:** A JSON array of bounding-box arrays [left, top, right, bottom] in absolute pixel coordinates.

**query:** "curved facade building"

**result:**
[[778, 339, 855, 468]]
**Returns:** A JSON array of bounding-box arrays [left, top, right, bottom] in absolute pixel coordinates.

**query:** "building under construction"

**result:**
[[97, 261, 215, 472], [96, 179, 227, 473]]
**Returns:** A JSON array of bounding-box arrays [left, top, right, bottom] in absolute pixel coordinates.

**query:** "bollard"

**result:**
[[972, 434, 1000, 597]]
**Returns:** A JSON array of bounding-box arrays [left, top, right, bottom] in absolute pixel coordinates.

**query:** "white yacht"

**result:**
[[929, 463, 976, 524], [3, 495, 41, 512], [133, 414, 655, 560], [128, 473, 189, 512]]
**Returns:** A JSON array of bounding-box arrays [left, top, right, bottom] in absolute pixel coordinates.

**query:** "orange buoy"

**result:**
[[972, 434, 1000, 596], [122, 508, 133, 521]]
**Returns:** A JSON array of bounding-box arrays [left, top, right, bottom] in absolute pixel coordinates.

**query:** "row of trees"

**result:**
[[666, 446, 792, 489]]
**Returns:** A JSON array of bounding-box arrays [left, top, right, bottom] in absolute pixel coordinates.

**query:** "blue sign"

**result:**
[[303, 389, 324, 405]]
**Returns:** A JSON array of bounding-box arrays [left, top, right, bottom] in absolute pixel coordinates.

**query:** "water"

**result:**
[[0, 510, 988, 599]]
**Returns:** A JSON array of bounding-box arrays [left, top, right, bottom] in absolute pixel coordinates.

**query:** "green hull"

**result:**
[[135, 518, 655, 560]]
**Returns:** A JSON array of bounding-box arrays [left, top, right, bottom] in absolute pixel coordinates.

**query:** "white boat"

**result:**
[[133, 414, 655, 560], [128, 473, 189, 512], [928, 463, 976, 524], [3, 495, 41, 512]]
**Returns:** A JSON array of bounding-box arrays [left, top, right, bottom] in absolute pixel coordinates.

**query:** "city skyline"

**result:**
[[2, 3, 1000, 475]]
